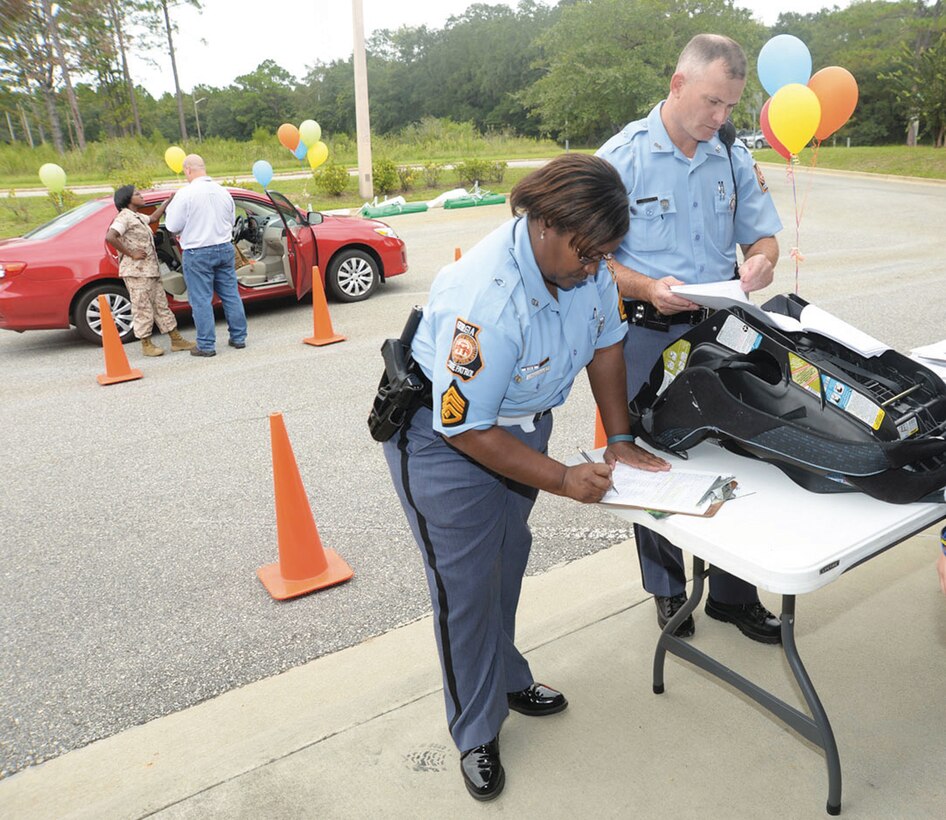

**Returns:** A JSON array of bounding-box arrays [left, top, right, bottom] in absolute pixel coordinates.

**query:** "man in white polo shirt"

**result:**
[[164, 154, 247, 357]]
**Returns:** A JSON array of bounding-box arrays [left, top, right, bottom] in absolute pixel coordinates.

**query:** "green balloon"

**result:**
[[38, 163, 67, 193]]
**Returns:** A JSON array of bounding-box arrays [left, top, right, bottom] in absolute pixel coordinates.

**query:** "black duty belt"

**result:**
[[624, 300, 711, 332]]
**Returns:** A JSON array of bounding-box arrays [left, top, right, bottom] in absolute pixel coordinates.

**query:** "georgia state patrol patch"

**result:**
[[754, 162, 769, 193], [446, 317, 484, 381], [441, 380, 469, 427]]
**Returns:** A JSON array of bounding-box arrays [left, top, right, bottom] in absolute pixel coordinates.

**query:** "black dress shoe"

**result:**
[[655, 593, 695, 637], [190, 348, 216, 357], [705, 598, 782, 644], [507, 682, 568, 716], [228, 339, 246, 349], [460, 737, 504, 801]]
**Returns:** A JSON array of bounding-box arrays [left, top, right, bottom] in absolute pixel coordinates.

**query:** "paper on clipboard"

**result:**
[[599, 462, 736, 516]]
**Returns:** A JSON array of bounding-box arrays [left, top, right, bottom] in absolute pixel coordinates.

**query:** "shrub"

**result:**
[[489, 160, 507, 184], [372, 158, 399, 195], [422, 161, 444, 188], [397, 165, 416, 192], [453, 158, 492, 187], [107, 166, 154, 192], [315, 163, 350, 196]]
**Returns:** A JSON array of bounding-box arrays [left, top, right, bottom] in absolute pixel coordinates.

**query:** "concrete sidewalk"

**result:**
[[2, 533, 945, 819]]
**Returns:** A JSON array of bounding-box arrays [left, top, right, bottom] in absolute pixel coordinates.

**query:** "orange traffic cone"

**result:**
[[303, 266, 345, 347], [96, 294, 143, 385], [594, 405, 607, 449], [257, 412, 353, 600], [454, 247, 462, 261]]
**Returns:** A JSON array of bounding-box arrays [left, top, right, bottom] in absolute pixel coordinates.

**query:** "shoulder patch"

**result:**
[[446, 316, 484, 381], [440, 380, 469, 427], [754, 163, 769, 193], [605, 257, 627, 322]]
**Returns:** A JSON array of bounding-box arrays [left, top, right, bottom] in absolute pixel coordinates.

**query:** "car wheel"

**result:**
[[327, 249, 379, 302], [74, 283, 135, 344], [755, 138, 765, 149]]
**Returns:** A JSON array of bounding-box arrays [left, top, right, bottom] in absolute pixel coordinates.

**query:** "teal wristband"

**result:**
[[607, 434, 636, 445]]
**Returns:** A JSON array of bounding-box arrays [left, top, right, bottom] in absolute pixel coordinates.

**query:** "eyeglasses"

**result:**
[[576, 248, 613, 267]]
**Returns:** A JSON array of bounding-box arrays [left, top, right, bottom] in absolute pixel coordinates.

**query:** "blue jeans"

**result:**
[[182, 243, 247, 351]]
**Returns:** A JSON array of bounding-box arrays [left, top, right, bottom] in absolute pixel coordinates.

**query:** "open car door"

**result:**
[[264, 190, 319, 298]]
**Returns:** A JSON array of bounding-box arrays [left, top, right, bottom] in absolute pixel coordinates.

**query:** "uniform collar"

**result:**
[[511, 217, 553, 317], [647, 100, 729, 164]]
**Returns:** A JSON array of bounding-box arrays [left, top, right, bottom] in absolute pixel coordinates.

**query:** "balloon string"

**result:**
[[787, 156, 803, 294]]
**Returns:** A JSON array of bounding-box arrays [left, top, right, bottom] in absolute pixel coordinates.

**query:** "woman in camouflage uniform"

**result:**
[[105, 185, 196, 356]]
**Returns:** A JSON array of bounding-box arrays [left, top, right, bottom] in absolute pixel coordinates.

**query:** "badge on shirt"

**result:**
[[446, 316, 484, 381], [754, 163, 769, 193], [441, 380, 469, 427]]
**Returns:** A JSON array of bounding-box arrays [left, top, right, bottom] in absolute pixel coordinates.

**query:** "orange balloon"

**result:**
[[808, 67, 858, 141], [277, 123, 300, 151]]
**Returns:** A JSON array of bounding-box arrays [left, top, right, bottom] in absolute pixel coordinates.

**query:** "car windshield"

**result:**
[[23, 199, 111, 240]]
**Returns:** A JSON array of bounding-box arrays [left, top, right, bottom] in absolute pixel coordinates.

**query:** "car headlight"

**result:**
[[374, 226, 399, 240], [0, 262, 26, 279]]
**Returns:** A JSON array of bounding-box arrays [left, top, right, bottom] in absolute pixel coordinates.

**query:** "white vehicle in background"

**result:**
[[737, 129, 769, 149]]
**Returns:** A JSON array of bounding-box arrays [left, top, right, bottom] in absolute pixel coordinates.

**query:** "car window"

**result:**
[[265, 191, 303, 229], [23, 199, 111, 240]]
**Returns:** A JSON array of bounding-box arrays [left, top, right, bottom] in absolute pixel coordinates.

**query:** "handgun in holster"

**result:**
[[367, 306, 429, 442]]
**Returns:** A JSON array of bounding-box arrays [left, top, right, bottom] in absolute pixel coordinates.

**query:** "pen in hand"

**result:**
[[577, 447, 616, 494]]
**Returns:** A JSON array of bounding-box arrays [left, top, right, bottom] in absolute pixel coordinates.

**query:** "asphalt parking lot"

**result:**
[[2, 167, 945, 779]]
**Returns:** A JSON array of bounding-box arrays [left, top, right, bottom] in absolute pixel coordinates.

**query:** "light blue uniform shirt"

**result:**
[[164, 176, 235, 250], [412, 217, 627, 436], [596, 102, 782, 283]]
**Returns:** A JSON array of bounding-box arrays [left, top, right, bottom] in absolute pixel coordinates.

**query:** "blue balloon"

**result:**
[[757, 35, 812, 97], [252, 160, 273, 189], [293, 142, 308, 161]]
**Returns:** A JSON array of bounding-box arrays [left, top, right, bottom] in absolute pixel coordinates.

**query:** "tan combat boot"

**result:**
[[168, 329, 197, 351], [141, 337, 165, 357]]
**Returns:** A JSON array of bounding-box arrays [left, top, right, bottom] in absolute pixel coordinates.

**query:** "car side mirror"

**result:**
[[306, 211, 324, 226]]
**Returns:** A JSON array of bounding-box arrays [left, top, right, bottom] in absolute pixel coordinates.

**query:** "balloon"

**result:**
[[306, 141, 328, 170], [757, 35, 812, 96], [277, 123, 300, 151], [252, 159, 274, 189], [164, 145, 185, 174], [808, 66, 859, 142], [768, 83, 821, 155], [38, 163, 66, 192], [759, 99, 792, 160], [293, 141, 309, 161], [298, 119, 321, 148]]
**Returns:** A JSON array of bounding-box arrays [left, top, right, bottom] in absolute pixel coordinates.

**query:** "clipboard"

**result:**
[[598, 462, 738, 517]]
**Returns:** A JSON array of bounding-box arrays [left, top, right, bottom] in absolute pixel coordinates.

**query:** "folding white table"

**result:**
[[599, 441, 945, 815]]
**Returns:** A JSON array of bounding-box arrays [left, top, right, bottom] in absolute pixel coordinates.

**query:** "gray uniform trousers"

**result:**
[[383, 405, 551, 752], [625, 322, 757, 604]]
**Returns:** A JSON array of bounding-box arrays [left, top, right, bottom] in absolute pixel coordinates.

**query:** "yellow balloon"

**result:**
[[768, 84, 821, 155], [38, 163, 67, 192], [299, 119, 321, 148], [307, 141, 329, 170], [164, 145, 186, 174]]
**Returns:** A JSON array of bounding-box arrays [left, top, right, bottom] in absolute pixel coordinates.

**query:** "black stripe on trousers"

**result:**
[[396, 426, 463, 735]]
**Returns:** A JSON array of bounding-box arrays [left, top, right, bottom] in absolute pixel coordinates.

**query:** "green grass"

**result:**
[[4, 144, 945, 240], [752, 144, 946, 180]]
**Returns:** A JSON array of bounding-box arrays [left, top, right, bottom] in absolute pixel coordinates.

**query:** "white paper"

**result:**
[[795, 304, 889, 357], [599, 463, 734, 515], [911, 340, 946, 364], [670, 281, 775, 326]]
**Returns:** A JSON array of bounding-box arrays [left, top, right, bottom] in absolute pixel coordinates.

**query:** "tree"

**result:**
[[158, 0, 187, 140], [522, 0, 764, 144]]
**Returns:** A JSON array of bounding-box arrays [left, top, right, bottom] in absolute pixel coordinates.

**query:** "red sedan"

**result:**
[[0, 188, 408, 343]]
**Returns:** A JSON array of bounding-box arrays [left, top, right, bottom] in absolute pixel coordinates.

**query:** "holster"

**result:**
[[367, 306, 430, 442]]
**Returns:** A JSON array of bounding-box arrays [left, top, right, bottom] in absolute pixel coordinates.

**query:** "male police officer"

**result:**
[[598, 33, 783, 642]]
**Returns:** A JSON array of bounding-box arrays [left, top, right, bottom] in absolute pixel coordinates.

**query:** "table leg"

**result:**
[[651, 560, 843, 815], [781, 594, 842, 816], [653, 557, 707, 695]]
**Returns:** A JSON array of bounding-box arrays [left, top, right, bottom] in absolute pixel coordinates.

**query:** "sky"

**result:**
[[128, 0, 853, 98]]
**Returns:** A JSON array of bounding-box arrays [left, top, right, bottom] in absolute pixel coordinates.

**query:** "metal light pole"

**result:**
[[194, 97, 206, 142], [352, 0, 373, 199]]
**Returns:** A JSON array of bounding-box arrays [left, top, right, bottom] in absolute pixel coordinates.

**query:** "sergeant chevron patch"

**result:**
[[441, 381, 469, 427]]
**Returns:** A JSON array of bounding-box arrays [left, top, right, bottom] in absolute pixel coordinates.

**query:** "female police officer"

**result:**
[[382, 154, 669, 801]]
